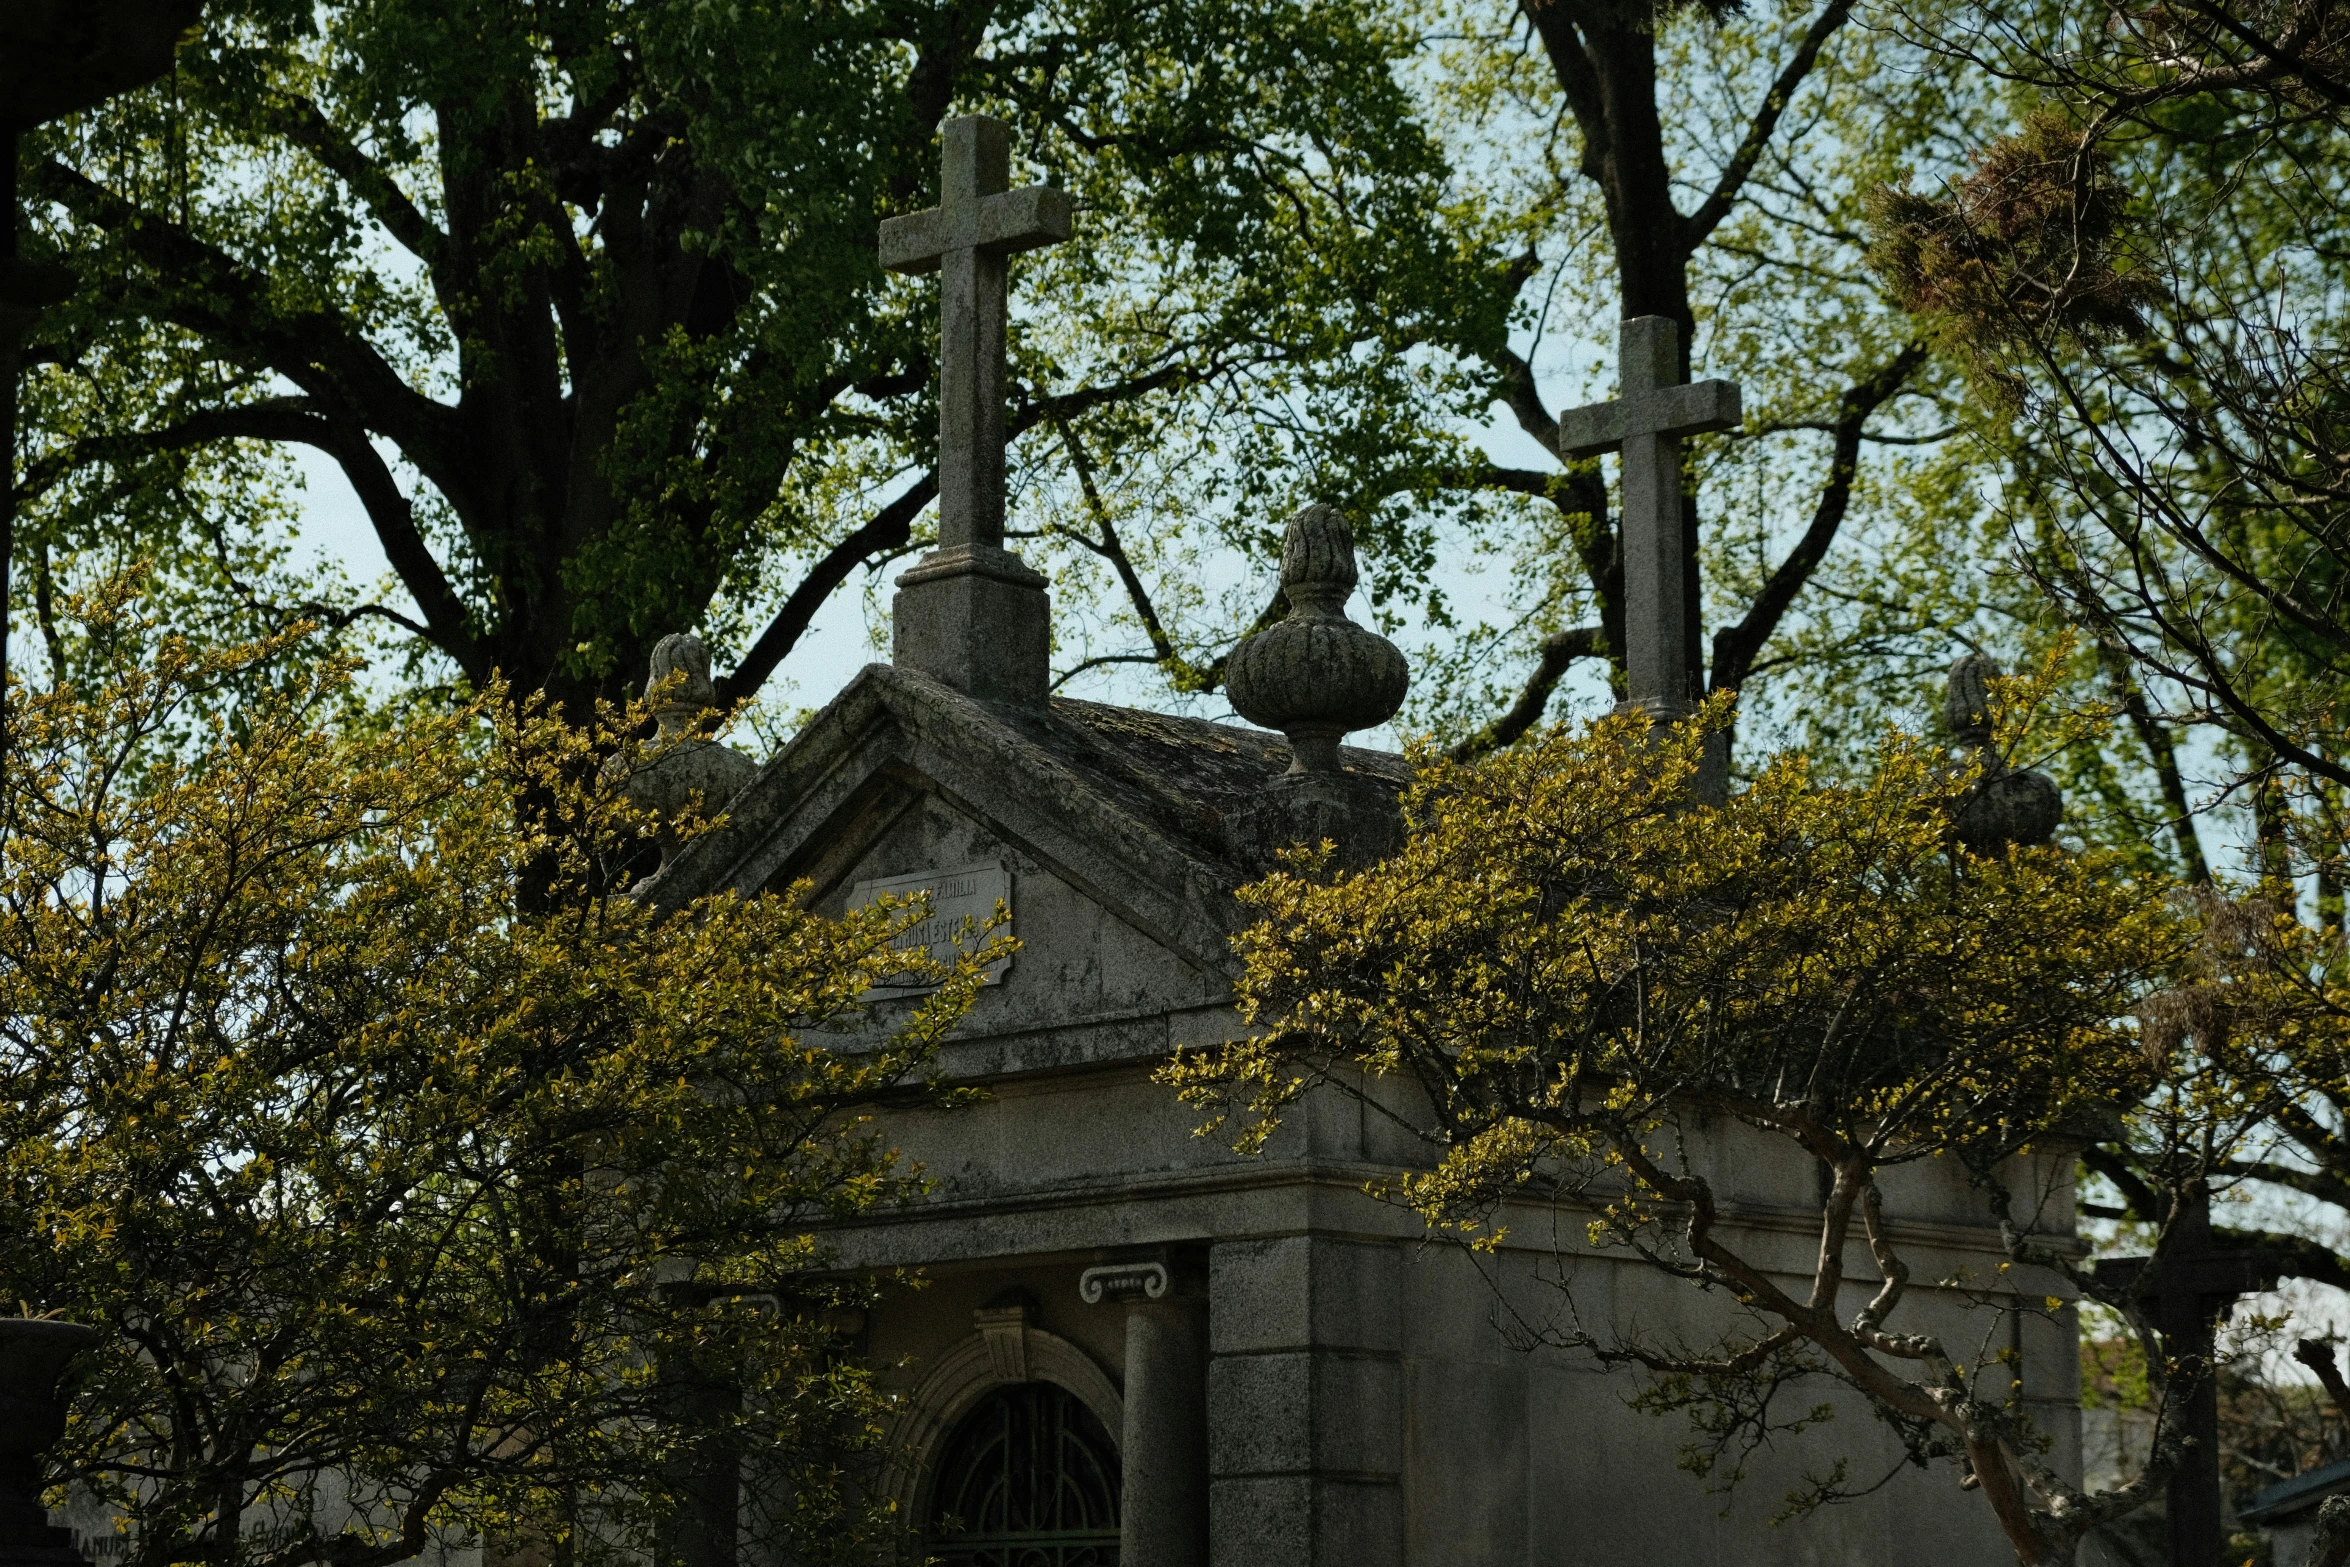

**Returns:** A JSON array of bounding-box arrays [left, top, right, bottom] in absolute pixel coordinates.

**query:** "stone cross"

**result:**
[[879, 116, 1072, 552], [1555, 316, 1740, 712], [2094, 1187, 2279, 1567]]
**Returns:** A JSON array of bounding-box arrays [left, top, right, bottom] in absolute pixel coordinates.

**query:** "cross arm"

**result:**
[[1654, 379, 1742, 439], [877, 186, 1074, 276], [977, 186, 1073, 253], [1554, 378, 1743, 458], [879, 208, 948, 275], [2094, 1248, 2283, 1305], [1555, 399, 1626, 458]]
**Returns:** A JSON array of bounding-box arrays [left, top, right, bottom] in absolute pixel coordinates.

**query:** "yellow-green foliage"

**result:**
[[1168, 694, 2192, 1563], [0, 584, 993, 1567], [1176, 698, 2179, 1210]]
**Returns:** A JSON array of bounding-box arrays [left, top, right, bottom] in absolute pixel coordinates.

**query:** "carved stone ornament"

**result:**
[[973, 1303, 1031, 1383], [1078, 1260, 1170, 1305], [610, 634, 760, 872], [1942, 654, 2061, 851], [1224, 506, 1409, 775]]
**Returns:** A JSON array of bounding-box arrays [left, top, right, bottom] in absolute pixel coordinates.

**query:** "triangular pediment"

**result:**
[[653, 665, 1393, 992]]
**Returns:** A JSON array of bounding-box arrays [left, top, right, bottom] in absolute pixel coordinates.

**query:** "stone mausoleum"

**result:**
[[638, 115, 2081, 1567]]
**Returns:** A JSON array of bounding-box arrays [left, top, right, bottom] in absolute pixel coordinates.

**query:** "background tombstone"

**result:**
[[0, 1318, 98, 1567], [2095, 1186, 2280, 1567]]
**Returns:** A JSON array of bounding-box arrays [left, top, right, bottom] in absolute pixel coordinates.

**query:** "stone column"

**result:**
[[1080, 1260, 1207, 1567]]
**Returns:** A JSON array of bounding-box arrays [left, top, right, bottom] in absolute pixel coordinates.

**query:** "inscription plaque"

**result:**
[[848, 862, 1014, 995]]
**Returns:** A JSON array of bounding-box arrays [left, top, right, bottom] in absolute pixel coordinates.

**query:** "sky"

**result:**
[[274, 349, 1611, 756]]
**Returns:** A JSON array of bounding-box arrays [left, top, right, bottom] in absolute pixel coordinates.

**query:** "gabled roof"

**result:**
[[645, 663, 1408, 981], [2243, 1456, 2350, 1525]]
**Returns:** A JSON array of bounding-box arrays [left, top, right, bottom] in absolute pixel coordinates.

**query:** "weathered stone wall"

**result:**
[[831, 1041, 2074, 1567], [669, 689, 2080, 1567]]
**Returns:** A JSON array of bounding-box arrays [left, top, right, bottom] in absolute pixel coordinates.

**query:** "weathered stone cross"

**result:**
[[2094, 1187, 2279, 1567], [1556, 316, 1740, 713], [879, 116, 1072, 552]]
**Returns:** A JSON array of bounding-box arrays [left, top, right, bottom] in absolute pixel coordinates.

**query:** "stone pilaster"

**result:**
[[1206, 1237, 1401, 1567]]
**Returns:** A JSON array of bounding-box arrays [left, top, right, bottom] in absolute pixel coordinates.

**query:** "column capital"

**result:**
[[1079, 1258, 1170, 1305]]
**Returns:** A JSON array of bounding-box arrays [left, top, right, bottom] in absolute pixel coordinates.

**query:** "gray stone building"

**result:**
[[641, 567, 2082, 1567], [636, 113, 2082, 1567]]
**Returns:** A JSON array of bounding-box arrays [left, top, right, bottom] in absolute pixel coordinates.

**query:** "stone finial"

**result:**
[[1942, 653, 1997, 747], [1941, 654, 2061, 851], [1224, 506, 1409, 775], [614, 634, 760, 876], [648, 632, 720, 736]]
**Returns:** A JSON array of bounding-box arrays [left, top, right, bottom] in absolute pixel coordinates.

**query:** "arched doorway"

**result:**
[[925, 1381, 1121, 1567]]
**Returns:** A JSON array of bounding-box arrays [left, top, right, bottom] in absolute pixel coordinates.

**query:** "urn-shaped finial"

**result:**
[[609, 634, 760, 879], [1941, 654, 2061, 851], [647, 632, 722, 740], [1224, 506, 1409, 775]]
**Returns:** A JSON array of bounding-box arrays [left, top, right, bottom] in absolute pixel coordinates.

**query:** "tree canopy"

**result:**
[[0, 581, 995, 1567], [14, 0, 1511, 719], [1167, 698, 2196, 1567], [12, 0, 2037, 769]]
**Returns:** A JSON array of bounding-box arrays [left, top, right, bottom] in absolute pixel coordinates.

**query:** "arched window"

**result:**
[[926, 1381, 1121, 1567]]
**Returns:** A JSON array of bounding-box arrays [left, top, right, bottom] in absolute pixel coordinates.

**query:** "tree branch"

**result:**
[[715, 474, 938, 710], [257, 94, 451, 284], [54, 398, 482, 678], [1519, 4, 1610, 183], [1492, 345, 1560, 451], [1049, 653, 1165, 691], [2296, 1339, 2350, 1426], [31, 160, 467, 500], [1708, 341, 1926, 696], [1055, 417, 1176, 664], [1450, 627, 1606, 762], [1683, 0, 1861, 248], [2094, 640, 2211, 882]]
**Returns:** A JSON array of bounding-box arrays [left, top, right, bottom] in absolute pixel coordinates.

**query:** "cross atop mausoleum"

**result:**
[[1556, 316, 1740, 717], [877, 116, 1070, 705], [881, 117, 1070, 552]]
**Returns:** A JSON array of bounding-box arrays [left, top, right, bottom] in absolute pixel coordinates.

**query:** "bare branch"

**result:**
[[1492, 345, 1560, 451], [1450, 626, 1605, 762], [1055, 418, 1177, 665], [716, 474, 937, 711], [1683, 0, 1862, 248], [1709, 342, 1928, 697]]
